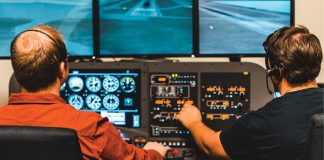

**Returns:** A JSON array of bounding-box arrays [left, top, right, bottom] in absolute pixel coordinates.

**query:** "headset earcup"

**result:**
[[272, 66, 281, 80]]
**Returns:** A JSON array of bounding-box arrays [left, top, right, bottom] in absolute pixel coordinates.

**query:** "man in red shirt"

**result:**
[[0, 25, 169, 160]]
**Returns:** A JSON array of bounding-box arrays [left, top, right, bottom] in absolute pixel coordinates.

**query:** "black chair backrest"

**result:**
[[0, 126, 83, 160], [9, 73, 21, 96], [304, 113, 324, 160]]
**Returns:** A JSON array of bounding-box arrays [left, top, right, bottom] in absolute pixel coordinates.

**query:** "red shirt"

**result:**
[[0, 93, 163, 160]]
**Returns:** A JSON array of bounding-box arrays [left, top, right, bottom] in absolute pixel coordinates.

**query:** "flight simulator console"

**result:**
[[10, 62, 272, 160], [58, 62, 272, 160]]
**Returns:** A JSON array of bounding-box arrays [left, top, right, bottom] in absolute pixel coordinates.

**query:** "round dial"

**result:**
[[68, 76, 84, 92], [103, 94, 119, 110], [68, 94, 84, 110], [103, 76, 119, 92], [86, 76, 102, 92], [120, 77, 136, 93], [86, 94, 102, 110]]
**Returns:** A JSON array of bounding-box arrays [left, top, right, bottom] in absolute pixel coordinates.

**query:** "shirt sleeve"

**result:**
[[220, 114, 258, 160], [94, 117, 163, 160]]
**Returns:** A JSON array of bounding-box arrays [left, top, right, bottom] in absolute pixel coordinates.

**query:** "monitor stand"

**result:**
[[229, 57, 241, 62], [120, 58, 175, 63], [68, 57, 103, 63]]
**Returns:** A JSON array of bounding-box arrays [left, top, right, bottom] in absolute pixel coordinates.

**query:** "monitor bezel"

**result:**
[[0, 0, 97, 60], [195, 0, 295, 58], [96, 0, 196, 58]]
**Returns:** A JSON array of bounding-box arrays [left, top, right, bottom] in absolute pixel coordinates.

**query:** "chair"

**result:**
[[0, 126, 83, 160], [303, 113, 324, 160], [9, 73, 21, 96]]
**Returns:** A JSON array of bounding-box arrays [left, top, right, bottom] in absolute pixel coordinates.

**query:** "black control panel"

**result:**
[[149, 73, 198, 137], [201, 72, 250, 131]]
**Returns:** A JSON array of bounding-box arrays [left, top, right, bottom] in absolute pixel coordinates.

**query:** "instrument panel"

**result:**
[[60, 69, 141, 128], [26, 62, 270, 160], [200, 72, 250, 131], [149, 73, 198, 137]]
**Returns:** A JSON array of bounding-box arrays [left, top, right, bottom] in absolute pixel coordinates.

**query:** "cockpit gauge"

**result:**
[[68, 94, 84, 110]]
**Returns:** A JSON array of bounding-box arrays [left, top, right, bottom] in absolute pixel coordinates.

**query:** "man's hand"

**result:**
[[176, 104, 202, 129], [144, 142, 171, 157]]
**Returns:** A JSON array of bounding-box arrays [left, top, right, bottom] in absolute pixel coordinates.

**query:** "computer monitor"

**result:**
[[0, 0, 94, 58], [199, 0, 293, 56], [60, 69, 141, 128], [99, 0, 193, 57]]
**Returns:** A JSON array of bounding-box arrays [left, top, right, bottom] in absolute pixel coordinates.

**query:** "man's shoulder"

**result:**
[[64, 105, 107, 125], [54, 104, 109, 136]]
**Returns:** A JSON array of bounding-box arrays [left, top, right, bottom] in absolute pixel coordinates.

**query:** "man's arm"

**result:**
[[176, 104, 230, 159], [95, 118, 170, 160]]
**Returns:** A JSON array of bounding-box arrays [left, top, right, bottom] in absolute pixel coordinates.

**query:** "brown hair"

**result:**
[[263, 26, 322, 84], [11, 25, 68, 92]]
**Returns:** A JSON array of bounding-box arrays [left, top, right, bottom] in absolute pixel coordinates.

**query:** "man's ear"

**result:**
[[59, 61, 69, 84]]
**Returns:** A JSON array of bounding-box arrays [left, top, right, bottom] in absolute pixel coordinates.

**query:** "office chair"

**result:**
[[303, 113, 324, 160], [0, 126, 83, 160]]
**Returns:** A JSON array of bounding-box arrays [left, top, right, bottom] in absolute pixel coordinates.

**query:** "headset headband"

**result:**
[[11, 29, 68, 61], [12, 29, 61, 48]]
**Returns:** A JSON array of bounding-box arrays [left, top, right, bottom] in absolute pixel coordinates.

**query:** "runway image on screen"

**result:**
[[0, 0, 93, 57], [100, 0, 193, 55], [199, 0, 291, 54]]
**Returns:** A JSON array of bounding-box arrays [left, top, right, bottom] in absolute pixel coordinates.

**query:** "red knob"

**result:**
[[171, 149, 180, 156]]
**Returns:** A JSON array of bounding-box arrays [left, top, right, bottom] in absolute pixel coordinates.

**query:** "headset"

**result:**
[[265, 50, 281, 95], [10, 29, 68, 61]]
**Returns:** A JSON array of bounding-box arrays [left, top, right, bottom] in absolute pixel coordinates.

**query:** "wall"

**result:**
[[0, 0, 323, 105]]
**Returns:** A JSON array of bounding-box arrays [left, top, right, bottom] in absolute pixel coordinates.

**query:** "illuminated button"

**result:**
[[220, 114, 230, 120], [206, 114, 214, 120], [155, 100, 163, 105], [239, 87, 246, 92], [158, 77, 167, 82], [207, 87, 215, 92], [124, 98, 133, 107], [228, 87, 237, 92], [185, 100, 194, 105], [223, 101, 230, 107]]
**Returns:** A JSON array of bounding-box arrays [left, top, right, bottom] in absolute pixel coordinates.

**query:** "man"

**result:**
[[0, 25, 169, 160], [177, 26, 323, 160]]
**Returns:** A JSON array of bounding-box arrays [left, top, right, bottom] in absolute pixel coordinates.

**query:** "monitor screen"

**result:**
[[60, 69, 141, 128], [99, 0, 193, 56], [0, 0, 93, 58], [199, 0, 292, 55]]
